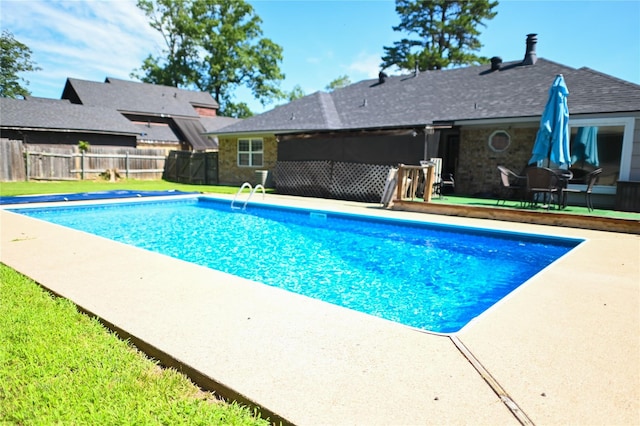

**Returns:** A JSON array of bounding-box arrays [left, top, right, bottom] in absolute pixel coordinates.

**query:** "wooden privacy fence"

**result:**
[[0, 140, 167, 181], [163, 150, 218, 185], [26, 151, 165, 180], [0, 139, 26, 181], [275, 160, 392, 202], [78, 146, 165, 180]]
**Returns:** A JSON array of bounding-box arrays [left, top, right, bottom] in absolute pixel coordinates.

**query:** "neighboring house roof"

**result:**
[[216, 58, 640, 135], [62, 77, 219, 118], [24, 96, 71, 104], [0, 97, 139, 135], [135, 122, 180, 142], [58, 77, 226, 150], [194, 116, 241, 150], [173, 117, 217, 151], [199, 116, 242, 133]]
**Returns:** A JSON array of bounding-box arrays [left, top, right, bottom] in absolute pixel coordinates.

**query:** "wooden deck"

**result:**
[[391, 199, 640, 234]]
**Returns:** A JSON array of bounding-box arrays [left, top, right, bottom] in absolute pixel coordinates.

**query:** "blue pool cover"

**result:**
[[0, 190, 199, 205]]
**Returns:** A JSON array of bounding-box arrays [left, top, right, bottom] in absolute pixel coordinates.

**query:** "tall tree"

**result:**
[[381, 0, 498, 72], [133, 0, 285, 118], [287, 85, 305, 101], [132, 1, 200, 88], [0, 30, 41, 98], [325, 75, 351, 92]]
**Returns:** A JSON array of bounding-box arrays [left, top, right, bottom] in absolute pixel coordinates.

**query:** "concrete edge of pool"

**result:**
[[1, 194, 639, 425]]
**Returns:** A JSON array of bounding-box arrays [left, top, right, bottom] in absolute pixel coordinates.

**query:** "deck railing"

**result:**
[[395, 164, 435, 202]]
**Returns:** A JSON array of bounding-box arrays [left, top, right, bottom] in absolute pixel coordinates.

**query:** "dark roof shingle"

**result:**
[[62, 77, 219, 118], [216, 58, 640, 135], [0, 98, 139, 135]]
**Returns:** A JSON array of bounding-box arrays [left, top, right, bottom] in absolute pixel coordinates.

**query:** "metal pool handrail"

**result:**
[[231, 182, 265, 210]]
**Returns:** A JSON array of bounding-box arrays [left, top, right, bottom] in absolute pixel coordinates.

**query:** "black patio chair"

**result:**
[[434, 172, 455, 198], [582, 168, 603, 211], [525, 167, 560, 210], [497, 165, 526, 205]]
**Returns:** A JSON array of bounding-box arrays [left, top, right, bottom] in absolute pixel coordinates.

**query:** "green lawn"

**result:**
[[0, 265, 268, 425], [0, 179, 249, 197], [1, 180, 272, 423]]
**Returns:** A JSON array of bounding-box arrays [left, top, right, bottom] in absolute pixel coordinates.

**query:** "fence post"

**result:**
[[25, 151, 30, 182], [204, 153, 209, 184], [81, 151, 85, 180], [125, 152, 130, 179]]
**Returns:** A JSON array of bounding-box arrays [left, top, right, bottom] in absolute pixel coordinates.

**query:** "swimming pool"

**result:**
[[0, 189, 197, 204], [11, 197, 582, 333]]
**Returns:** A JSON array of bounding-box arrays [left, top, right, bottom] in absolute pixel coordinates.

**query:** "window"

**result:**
[[569, 117, 635, 189], [488, 130, 511, 152], [237, 138, 263, 167]]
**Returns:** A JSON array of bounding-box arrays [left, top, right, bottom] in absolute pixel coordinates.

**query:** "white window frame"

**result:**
[[237, 138, 263, 167], [568, 117, 635, 194]]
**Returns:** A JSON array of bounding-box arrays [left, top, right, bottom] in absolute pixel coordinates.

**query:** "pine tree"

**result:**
[[381, 0, 498, 72]]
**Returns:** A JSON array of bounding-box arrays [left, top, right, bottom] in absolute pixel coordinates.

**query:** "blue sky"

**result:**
[[2, 0, 639, 113]]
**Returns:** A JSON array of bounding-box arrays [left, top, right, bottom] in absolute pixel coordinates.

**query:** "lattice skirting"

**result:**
[[275, 161, 392, 202]]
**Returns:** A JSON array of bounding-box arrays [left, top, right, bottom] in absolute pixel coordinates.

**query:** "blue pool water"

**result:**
[[12, 197, 582, 333]]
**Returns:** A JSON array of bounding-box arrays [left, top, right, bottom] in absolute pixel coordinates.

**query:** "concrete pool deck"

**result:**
[[1, 194, 638, 425]]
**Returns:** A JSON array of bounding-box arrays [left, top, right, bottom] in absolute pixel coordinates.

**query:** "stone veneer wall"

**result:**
[[218, 135, 278, 185], [456, 125, 537, 196]]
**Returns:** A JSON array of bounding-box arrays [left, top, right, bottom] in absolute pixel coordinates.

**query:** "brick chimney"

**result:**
[[522, 33, 538, 66]]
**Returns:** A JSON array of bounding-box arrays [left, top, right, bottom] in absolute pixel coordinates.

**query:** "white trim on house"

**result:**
[[452, 117, 540, 126], [568, 116, 635, 182]]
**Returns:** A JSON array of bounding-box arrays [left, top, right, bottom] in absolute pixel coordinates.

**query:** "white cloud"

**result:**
[[346, 51, 383, 79], [2, 0, 164, 97]]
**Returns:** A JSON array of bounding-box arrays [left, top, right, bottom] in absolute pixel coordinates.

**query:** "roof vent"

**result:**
[[522, 33, 538, 66], [490, 56, 502, 71], [378, 71, 388, 84]]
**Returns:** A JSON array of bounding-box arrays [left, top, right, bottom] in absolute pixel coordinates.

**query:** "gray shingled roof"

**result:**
[[62, 77, 219, 118], [173, 118, 217, 151], [199, 116, 241, 133], [216, 58, 640, 135], [0, 98, 140, 135], [134, 122, 179, 142]]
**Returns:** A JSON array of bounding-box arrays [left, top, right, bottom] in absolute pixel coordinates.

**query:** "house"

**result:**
[[61, 77, 239, 151], [1, 79, 240, 182], [0, 96, 140, 147], [213, 34, 640, 210], [1, 77, 238, 152]]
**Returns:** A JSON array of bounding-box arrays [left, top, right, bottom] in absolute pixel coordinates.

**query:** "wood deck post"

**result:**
[[424, 165, 435, 202], [396, 164, 405, 201]]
